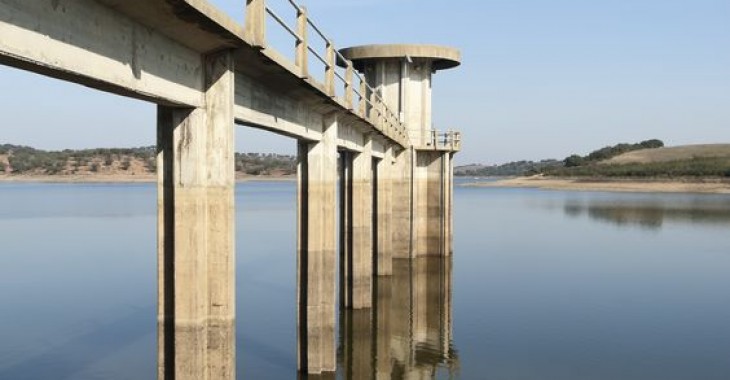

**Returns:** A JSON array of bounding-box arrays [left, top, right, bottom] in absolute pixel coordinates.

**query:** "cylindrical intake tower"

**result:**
[[339, 44, 460, 148]]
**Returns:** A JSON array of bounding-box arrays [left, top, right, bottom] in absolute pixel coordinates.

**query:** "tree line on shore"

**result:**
[[0, 144, 296, 176], [456, 139, 730, 178]]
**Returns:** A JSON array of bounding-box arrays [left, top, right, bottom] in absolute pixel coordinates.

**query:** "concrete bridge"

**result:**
[[0, 0, 461, 378]]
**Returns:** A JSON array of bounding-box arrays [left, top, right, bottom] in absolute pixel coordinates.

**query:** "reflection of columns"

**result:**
[[415, 257, 457, 377], [390, 259, 413, 368], [413, 258, 450, 350], [352, 137, 373, 309], [391, 148, 413, 259], [157, 51, 235, 380], [352, 309, 374, 379], [376, 147, 394, 275], [374, 277, 393, 379], [297, 113, 338, 374], [339, 257, 460, 378]]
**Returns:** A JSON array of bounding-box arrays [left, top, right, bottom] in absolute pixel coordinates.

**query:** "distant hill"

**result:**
[[458, 141, 730, 179], [0, 144, 296, 177], [545, 142, 730, 178], [603, 144, 730, 164], [455, 160, 562, 177]]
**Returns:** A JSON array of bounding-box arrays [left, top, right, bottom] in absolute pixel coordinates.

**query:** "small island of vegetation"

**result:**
[[0, 144, 296, 181]]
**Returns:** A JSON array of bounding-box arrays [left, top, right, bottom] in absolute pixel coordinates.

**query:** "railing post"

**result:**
[[359, 81, 367, 118], [325, 41, 336, 97], [245, 0, 266, 48], [296, 6, 308, 78], [345, 62, 354, 110], [368, 89, 376, 125]]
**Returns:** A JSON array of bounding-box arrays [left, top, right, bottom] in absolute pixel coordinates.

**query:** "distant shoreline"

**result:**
[[0, 174, 296, 184], [462, 176, 730, 194]]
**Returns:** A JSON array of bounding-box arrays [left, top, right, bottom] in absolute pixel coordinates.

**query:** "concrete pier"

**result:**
[[157, 51, 236, 380], [1, 1, 461, 377], [297, 114, 339, 374], [351, 138, 374, 309], [376, 147, 395, 276]]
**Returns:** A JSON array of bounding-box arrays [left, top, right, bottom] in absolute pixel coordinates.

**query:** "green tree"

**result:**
[[564, 154, 585, 167]]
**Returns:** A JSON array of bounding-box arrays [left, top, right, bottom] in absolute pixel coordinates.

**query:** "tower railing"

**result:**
[[244, 0, 409, 147], [427, 130, 462, 151]]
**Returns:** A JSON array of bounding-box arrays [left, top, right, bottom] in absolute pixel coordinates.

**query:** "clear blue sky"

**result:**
[[1, 0, 728, 164]]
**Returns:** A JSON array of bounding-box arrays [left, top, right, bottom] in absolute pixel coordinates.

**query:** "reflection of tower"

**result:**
[[340, 45, 461, 258], [339, 257, 458, 379]]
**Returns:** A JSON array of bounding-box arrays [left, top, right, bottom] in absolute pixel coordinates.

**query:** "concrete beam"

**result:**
[[0, 0, 207, 107], [297, 114, 338, 374], [234, 72, 326, 141], [157, 50, 235, 380]]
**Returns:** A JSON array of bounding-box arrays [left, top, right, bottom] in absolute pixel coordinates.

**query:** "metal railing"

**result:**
[[244, 0, 409, 147], [428, 130, 462, 151]]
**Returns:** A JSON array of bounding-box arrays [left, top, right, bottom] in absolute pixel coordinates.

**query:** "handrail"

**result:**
[[306, 45, 328, 67], [428, 130, 462, 151], [264, 8, 300, 42], [245, 0, 410, 147]]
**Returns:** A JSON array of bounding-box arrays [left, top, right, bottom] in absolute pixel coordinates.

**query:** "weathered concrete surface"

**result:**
[[391, 148, 413, 259], [157, 50, 235, 380], [413, 151, 447, 256], [444, 153, 454, 256], [343, 43, 460, 259], [297, 114, 338, 374], [338, 151, 354, 310], [376, 147, 394, 275], [351, 138, 373, 309], [0, 0, 209, 106]]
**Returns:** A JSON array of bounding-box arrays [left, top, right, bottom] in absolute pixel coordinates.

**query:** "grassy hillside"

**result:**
[[546, 143, 730, 178], [603, 144, 730, 164], [457, 141, 730, 179]]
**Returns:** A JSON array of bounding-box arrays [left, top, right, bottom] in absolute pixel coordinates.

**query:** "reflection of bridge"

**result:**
[[339, 258, 458, 380], [0, 0, 460, 378]]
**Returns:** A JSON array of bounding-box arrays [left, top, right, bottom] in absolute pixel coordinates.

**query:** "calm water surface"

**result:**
[[1, 181, 729, 379]]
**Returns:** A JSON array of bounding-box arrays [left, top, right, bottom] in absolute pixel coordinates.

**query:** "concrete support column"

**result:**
[[297, 114, 338, 374], [351, 137, 373, 309], [391, 148, 412, 259], [443, 153, 454, 257], [157, 51, 235, 380], [376, 147, 394, 276], [339, 151, 354, 310], [413, 151, 446, 257]]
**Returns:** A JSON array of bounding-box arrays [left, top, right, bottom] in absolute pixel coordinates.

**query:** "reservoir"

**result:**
[[1, 180, 729, 379]]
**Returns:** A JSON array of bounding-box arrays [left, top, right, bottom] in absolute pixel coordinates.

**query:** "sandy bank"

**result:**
[[464, 176, 730, 194]]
